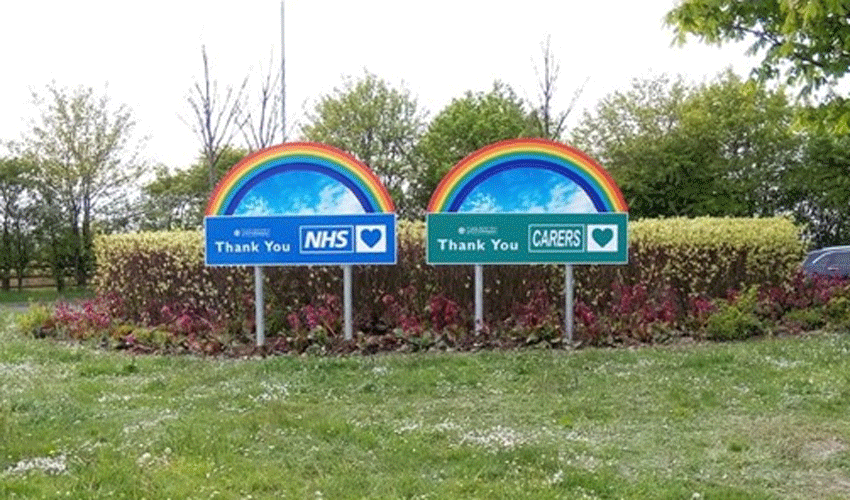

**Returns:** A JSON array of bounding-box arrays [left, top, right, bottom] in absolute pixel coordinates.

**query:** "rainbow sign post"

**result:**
[[426, 138, 629, 341], [205, 142, 397, 345]]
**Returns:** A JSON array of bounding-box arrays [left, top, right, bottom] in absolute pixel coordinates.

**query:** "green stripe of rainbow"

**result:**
[[205, 142, 395, 215], [426, 138, 628, 213]]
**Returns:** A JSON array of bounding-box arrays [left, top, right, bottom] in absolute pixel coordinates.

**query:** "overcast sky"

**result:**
[[0, 0, 755, 170]]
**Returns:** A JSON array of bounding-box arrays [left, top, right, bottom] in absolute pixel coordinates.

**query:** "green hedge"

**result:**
[[93, 217, 804, 333], [93, 231, 253, 325], [631, 217, 804, 294]]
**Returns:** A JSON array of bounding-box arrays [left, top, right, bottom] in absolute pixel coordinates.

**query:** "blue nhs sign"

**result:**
[[205, 214, 396, 266]]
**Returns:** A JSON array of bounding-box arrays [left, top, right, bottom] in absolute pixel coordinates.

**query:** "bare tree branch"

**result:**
[[183, 45, 247, 190], [238, 50, 282, 152], [532, 36, 587, 140]]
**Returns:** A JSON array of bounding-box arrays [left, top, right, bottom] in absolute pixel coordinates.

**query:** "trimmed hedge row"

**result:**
[[93, 231, 253, 327], [93, 217, 805, 340]]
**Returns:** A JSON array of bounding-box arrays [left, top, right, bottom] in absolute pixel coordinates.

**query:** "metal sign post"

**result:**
[[254, 266, 265, 346], [565, 264, 573, 344], [474, 264, 484, 334], [343, 265, 353, 340]]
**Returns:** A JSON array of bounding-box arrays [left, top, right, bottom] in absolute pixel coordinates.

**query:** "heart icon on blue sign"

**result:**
[[355, 225, 387, 253], [360, 229, 381, 248]]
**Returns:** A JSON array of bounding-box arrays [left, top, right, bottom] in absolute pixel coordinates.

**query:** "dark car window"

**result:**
[[803, 248, 850, 277], [831, 252, 850, 266], [813, 254, 834, 269]]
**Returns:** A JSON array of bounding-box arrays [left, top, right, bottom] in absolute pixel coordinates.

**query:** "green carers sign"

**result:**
[[426, 213, 628, 265]]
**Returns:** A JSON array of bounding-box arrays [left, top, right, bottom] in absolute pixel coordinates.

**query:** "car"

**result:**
[[802, 246, 850, 278]]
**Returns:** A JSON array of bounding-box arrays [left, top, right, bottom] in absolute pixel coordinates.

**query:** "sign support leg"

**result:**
[[343, 264, 353, 341], [474, 264, 484, 334], [565, 264, 573, 344], [255, 266, 265, 347]]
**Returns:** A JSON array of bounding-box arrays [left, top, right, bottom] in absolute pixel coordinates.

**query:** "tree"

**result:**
[[665, 0, 850, 131], [683, 71, 800, 216], [571, 74, 694, 217], [784, 132, 850, 247], [301, 71, 426, 217], [238, 50, 283, 151], [571, 71, 799, 218], [185, 45, 248, 191], [138, 148, 246, 231], [414, 81, 535, 211], [0, 157, 35, 291], [21, 83, 145, 286], [529, 36, 587, 141]]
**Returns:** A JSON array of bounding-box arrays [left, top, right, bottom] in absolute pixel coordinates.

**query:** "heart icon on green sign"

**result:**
[[586, 224, 618, 252], [591, 227, 614, 248]]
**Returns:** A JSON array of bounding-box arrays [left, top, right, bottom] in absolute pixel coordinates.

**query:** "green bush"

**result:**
[[705, 288, 765, 341], [626, 216, 803, 297], [92, 217, 805, 342], [825, 296, 850, 332], [92, 231, 253, 325], [16, 303, 55, 338], [781, 308, 826, 331]]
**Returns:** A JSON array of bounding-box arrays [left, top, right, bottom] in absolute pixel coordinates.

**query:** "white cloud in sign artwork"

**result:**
[[457, 169, 597, 214], [232, 171, 366, 216]]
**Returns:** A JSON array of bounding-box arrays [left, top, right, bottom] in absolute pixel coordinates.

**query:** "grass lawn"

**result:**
[[1, 312, 849, 499], [0, 287, 93, 305]]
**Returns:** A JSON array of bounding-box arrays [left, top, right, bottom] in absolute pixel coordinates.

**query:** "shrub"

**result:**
[[781, 308, 825, 331], [92, 231, 253, 327], [705, 288, 765, 341], [16, 303, 54, 338], [89, 217, 806, 348], [825, 296, 850, 332]]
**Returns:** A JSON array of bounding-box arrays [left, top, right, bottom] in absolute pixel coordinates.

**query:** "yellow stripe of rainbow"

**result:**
[[426, 138, 627, 213], [205, 142, 395, 215]]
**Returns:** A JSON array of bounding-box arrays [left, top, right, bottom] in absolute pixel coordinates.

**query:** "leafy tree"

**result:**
[[0, 157, 35, 290], [139, 148, 246, 230], [414, 81, 535, 211], [665, 0, 850, 131], [683, 71, 801, 216], [301, 71, 426, 217], [571, 72, 799, 218], [571, 74, 696, 216], [20, 83, 145, 286], [784, 132, 850, 247]]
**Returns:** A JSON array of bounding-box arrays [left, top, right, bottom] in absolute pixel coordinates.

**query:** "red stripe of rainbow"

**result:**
[[205, 142, 395, 215], [426, 138, 628, 213]]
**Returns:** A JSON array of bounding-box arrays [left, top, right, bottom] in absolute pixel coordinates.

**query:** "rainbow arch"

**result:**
[[205, 142, 395, 216], [427, 138, 627, 213]]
